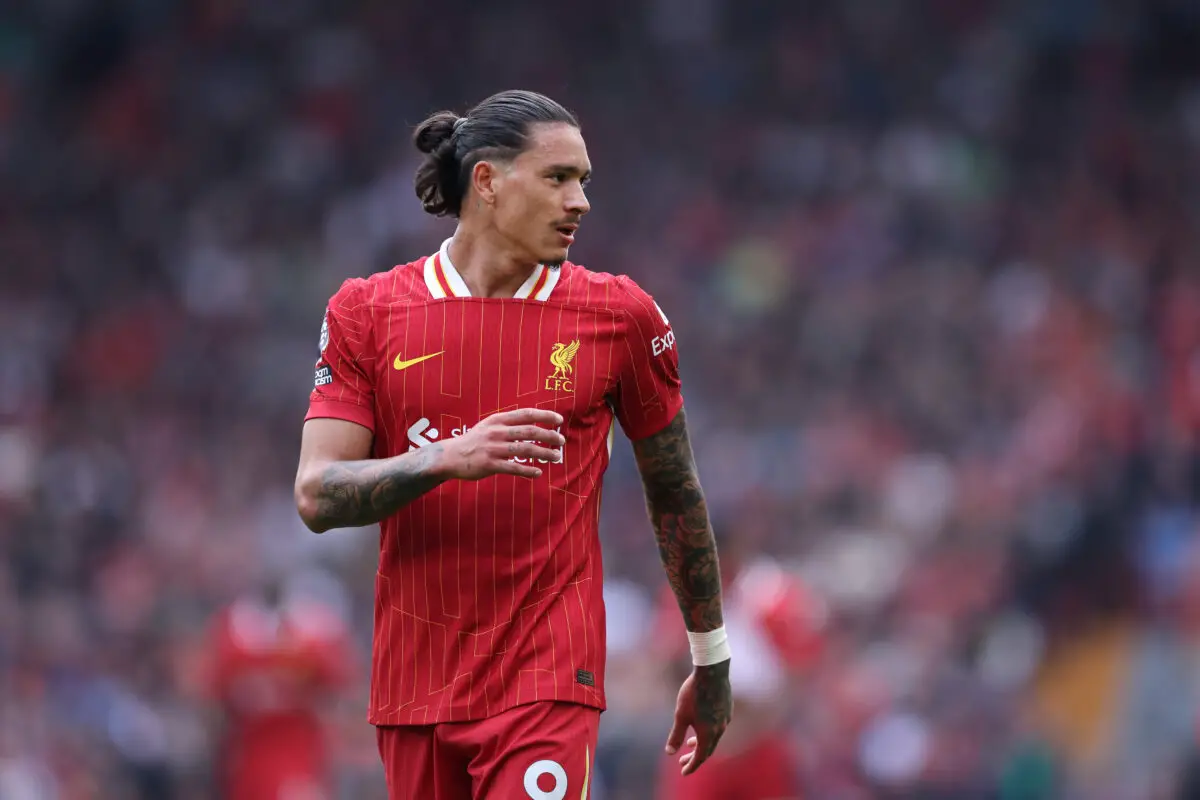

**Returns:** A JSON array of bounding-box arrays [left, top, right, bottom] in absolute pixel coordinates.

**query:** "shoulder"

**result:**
[[556, 262, 670, 325], [326, 258, 432, 313]]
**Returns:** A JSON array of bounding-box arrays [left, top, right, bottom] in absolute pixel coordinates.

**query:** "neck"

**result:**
[[447, 225, 539, 299]]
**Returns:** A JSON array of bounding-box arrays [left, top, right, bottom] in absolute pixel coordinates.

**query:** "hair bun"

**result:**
[[413, 111, 459, 155]]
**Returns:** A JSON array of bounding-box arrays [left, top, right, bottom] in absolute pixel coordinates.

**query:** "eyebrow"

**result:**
[[545, 164, 592, 179]]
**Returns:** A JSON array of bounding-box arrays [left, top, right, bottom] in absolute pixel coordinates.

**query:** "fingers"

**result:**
[[677, 736, 698, 765], [491, 460, 544, 479], [679, 731, 709, 775], [679, 726, 725, 776], [448, 409, 567, 480], [505, 425, 566, 447], [491, 408, 563, 427], [503, 441, 562, 462], [664, 714, 688, 756]]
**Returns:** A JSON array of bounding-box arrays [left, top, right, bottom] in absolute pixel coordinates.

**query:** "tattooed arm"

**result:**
[[632, 407, 725, 633], [295, 410, 565, 533], [631, 406, 732, 776], [295, 418, 445, 533]]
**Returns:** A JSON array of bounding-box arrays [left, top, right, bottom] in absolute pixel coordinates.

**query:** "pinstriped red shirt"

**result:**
[[306, 240, 682, 725]]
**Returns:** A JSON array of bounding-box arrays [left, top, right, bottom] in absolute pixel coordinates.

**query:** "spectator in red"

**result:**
[[204, 571, 354, 800]]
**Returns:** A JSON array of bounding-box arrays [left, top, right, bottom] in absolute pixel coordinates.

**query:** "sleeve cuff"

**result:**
[[305, 399, 375, 433], [620, 392, 684, 442]]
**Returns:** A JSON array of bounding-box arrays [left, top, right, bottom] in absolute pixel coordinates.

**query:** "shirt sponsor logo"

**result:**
[[314, 365, 332, 387], [407, 417, 564, 465], [546, 340, 581, 393], [319, 313, 330, 353], [406, 417, 439, 448]]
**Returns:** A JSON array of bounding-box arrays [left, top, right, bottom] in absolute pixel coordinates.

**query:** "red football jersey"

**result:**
[[207, 595, 353, 800], [306, 239, 683, 725]]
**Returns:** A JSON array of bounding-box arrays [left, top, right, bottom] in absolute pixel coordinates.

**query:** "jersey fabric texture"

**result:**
[[306, 240, 682, 726]]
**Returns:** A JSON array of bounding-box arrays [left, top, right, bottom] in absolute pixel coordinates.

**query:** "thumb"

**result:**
[[665, 713, 688, 755]]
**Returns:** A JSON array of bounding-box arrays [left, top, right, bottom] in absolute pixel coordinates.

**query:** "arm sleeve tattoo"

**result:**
[[631, 407, 725, 633], [308, 443, 446, 532]]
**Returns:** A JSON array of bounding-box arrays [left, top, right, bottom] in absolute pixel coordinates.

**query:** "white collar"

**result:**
[[424, 238, 560, 301]]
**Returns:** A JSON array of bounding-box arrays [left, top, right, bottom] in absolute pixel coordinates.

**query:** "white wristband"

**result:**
[[687, 626, 731, 666]]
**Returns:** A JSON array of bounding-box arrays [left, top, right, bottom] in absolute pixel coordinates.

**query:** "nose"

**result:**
[[566, 183, 590, 217]]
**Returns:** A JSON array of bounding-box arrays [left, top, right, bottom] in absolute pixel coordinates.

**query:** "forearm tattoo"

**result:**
[[632, 408, 725, 632], [314, 443, 446, 529], [694, 657, 732, 754]]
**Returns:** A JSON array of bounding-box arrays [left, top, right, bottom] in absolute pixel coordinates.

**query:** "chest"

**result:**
[[374, 300, 624, 424]]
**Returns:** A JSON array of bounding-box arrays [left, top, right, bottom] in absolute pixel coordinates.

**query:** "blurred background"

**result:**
[[2, 0, 1200, 798]]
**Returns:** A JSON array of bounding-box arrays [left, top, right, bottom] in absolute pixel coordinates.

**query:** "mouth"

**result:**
[[555, 223, 578, 246]]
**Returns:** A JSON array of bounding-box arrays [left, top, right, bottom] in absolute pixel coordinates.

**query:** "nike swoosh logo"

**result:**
[[393, 351, 444, 370]]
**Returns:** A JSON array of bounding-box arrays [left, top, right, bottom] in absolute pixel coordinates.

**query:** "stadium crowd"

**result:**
[[1, 0, 1199, 797]]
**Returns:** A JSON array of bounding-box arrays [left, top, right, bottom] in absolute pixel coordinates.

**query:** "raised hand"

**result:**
[[440, 408, 565, 480]]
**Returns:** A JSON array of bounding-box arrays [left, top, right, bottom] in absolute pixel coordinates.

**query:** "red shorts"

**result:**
[[376, 701, 600, 800]]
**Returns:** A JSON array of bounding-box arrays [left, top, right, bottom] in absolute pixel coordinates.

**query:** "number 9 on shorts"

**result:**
[[524, 759, 568, 800]]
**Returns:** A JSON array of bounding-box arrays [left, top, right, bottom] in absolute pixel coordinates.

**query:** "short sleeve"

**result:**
[[612, 276, 684, 440], [305, 278, 376, 432]]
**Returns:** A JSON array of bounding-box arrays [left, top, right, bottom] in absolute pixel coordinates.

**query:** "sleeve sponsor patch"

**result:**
[[314, 364, 332, 387], [652, 330, 676, 357]]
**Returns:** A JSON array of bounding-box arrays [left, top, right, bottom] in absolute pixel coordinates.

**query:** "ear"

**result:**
[[470, 160, 503, 206]]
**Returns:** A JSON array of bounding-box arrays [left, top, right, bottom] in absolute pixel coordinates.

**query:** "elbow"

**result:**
[[294, 471, 331, 534], [298, 503, 330, 534]]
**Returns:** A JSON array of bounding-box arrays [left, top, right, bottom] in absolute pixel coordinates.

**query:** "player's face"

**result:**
[[493, 123, 591, 266]]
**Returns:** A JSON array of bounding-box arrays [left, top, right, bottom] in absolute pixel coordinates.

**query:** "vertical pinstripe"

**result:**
[[308, 259, 682, 727]]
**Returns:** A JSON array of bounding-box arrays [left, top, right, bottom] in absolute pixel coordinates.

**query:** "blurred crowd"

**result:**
[[2, 0, 1200, 797]]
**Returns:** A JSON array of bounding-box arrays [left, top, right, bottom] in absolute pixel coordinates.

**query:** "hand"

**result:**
[[438, 408, 565, 480], [665, 659, 732, 775]]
